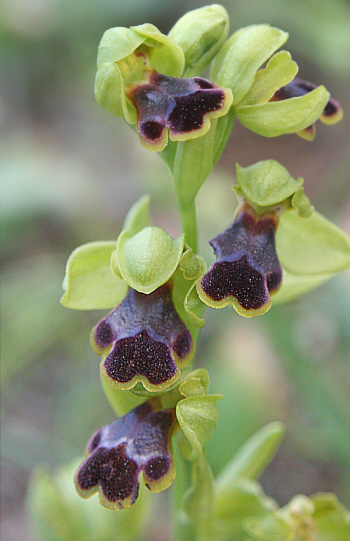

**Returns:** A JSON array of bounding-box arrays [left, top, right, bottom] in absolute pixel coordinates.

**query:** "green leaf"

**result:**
[[236, 85, 330, 137], [215, 422, 285, 491], [169, 5, 229, 77], [272, 269, 333, 305], [277, 210, 350, 275], [238, 51, 298, 107], [116, 226, 184, 294], [122, 195, 152, 235], [183, 454, 215, 525], [236, 160, 304, 207], [60, 242, 127, 310], [176, 395, 223, 461], [211, 25, 289, 105]]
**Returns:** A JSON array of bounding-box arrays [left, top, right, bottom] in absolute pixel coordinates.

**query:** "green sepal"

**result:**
[[184, 281, 206, 329], [236, 85, 330, 137], [272, 269, 333, 305], [238, 50, 298, 107], [115, 226, 184, 294], [215, 422, 285, 491], [182, 454, 215, 526], [95, 62, 135, 122], [27, 462, 149, 541], [235, 160, 304, 207], [277, 209, 350, 275], [101, 375, 145, 417], [131, 23, 185, 77], [291, 187, 314, 218], [211, 25, 289, 105], [176, 394, 223, 462], [122, 194, 152, 235], [60, 241, 127, 310], [169, 4, 229, 77]]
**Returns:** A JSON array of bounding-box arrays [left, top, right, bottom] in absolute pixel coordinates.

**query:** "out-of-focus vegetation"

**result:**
[[1, 1, 349, 539]]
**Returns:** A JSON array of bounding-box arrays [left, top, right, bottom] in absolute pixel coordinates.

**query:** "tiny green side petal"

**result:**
[[132, 23, 185, 77], [176, 394, 223, 461], [60, 241, 127, 310], [277, 210, 350, 275], [236, 160, 304, 207], [238, 51, 298, 107], [116, 227, 184, 294], [236, 85, 330, 137], [211, 24, 289, 104]]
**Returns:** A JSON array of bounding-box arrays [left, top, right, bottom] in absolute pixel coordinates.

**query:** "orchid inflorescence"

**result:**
[[58, 4, 350, 536]]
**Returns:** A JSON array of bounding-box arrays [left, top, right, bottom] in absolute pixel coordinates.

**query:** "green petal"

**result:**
[[176, 395, 222, 461], [169, 4, 229, 77], [178, 368, 210, 398], [180, 248, 205, 280], [184, 282, 206, 329], [236, 85, 330, 137], [236, 159, 304, 207], [291, 187, 314, 218], [215, 422, 285, 491], [132, 23, 185, 77], [211, 25, 289, 105], [60, 241, 127, 310], [277, 210, 350, 275], [238, 50, 298, 107], [116, 226, 184, 294]]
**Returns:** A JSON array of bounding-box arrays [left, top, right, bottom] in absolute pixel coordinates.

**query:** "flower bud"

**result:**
[[169, 4, 229, 77]]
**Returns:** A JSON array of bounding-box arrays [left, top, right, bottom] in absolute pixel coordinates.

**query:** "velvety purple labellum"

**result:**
[[93, 283, 193, 389], [130, 73, 227, 147], [200, 206, 283, 314], [76, 402, 176, 509]]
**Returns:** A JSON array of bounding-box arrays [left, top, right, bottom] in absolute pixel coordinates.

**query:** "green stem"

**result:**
[[179, 202, 198, 254], [172, 439, 197, 541]]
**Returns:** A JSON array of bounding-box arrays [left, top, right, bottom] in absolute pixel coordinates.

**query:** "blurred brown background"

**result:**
[[1, 0, 350, 539]]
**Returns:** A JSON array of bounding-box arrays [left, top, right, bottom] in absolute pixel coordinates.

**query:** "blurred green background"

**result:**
[[1, 0, 350, 539]]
